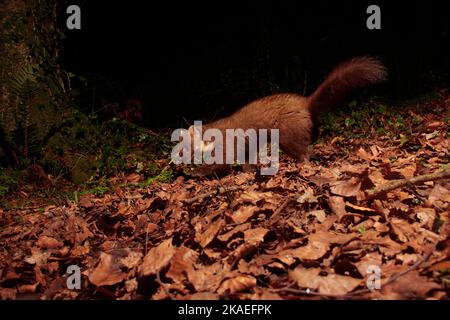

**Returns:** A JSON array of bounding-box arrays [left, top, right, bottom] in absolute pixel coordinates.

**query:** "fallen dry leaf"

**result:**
[[24, 248, 51, 266], [354, 252, 382, 277], [138, 238, 175, 277], [308, 210, 326, 222], [187, 262, 228, 292], [17, 283, 39, 294], [0, 288, 16, 300], [330, 177, 362, 197], [37, 236, 64, 249], [244, 227, 269, 245], [328, 196, 347, 221], [379, 271, 441, 299], [120, 251, 143, 269], [217, 275, 257, 295], [89, 252, 127, 286], [166, 246, 199, 283], [428, 184, 450, 203], [190, 292, 219, 300], [218, 223, 251, 242], [230, 206, 258, 224], [289, 267, 362, 295], [296, 188, 318, 204], [195, 218, 226, 248]]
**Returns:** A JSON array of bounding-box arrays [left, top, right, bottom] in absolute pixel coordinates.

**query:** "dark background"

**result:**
[[61, 0, 450, 128]]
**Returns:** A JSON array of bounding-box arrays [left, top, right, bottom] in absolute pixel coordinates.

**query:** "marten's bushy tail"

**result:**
[[308, 56, 387, 117]]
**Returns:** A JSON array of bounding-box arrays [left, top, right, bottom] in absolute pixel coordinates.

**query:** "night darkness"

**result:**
[[62, 0, 449, 128]]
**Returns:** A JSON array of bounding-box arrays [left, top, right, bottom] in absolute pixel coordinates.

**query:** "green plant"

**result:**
[[0, 169, 19, 196], [146, 169, 173, 185], [81, 185, 110, 197], [0, 0, 77, 168]]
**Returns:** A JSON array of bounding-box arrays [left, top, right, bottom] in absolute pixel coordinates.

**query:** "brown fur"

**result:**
[[198, 56, 387, 161]]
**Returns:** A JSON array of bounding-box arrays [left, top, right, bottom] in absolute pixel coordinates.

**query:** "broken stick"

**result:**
[[365, 169, 450, 200]]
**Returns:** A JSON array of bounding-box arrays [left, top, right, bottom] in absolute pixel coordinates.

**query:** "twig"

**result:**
[[382, 250, 433, 286], [365, 169, 450, 200], [267, 187, 310, 226], [183, 185, 242, 205], [266, 195, 295, 226], [213, 172, 234, 205]]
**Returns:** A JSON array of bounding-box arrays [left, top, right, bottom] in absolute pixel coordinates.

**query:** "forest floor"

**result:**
[[0, 90, 449, 300]]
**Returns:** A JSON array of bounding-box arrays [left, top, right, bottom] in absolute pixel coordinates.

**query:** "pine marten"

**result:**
[[187, 56, 387, 172]]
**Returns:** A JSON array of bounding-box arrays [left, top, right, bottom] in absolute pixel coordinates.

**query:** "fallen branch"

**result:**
[[364, 169, 450, 200]]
